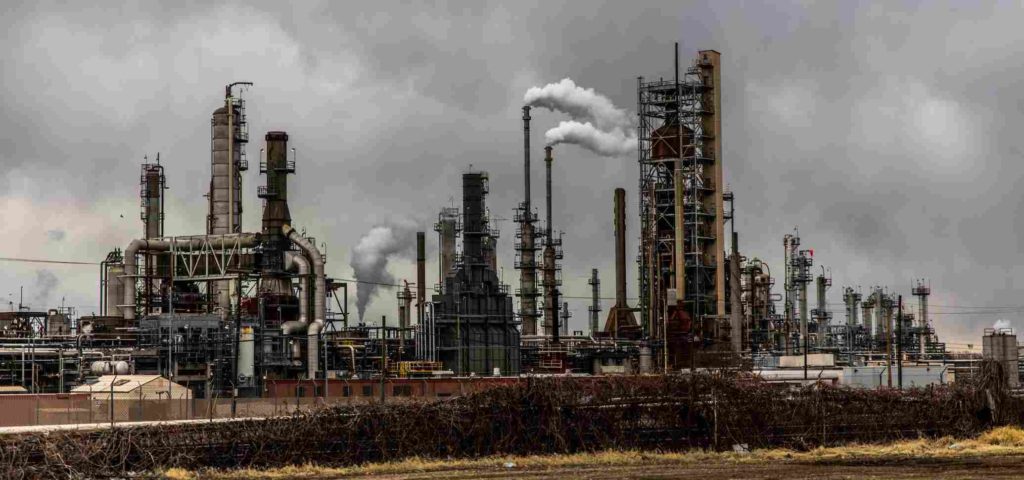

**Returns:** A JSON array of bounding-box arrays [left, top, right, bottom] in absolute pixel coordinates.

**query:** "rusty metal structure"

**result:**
[[637, 46, 724, 367], [604, 188, 639, 338]]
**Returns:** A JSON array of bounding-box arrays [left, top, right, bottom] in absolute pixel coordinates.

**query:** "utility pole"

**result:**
[[897, 295, 903, 390], [380, 315, 386, 403], [886, 294, 893, 388]]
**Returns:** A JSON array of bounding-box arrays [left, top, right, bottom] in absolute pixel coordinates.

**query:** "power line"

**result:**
[[0, 257, 98, 266]]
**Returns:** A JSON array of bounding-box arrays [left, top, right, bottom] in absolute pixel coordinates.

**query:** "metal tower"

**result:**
[[912, 279, 931, 358], [588, 269, 600, 335], [515, 106, 542, 336], [637, 46, 724, 367]]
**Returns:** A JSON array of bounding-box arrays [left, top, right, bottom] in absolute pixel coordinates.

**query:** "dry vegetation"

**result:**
[[3, 366, 1021, 478], [163, 426, 1024, 479]]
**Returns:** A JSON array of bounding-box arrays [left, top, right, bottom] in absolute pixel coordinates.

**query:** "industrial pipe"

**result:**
[[283, 224, 325, 380], [122, 233, 259, 319], [281, 250, 311, 364]]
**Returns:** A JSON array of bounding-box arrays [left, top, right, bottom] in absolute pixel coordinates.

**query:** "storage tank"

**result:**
[[237, 326, 255, 384], [983, 329, 1019, 388]]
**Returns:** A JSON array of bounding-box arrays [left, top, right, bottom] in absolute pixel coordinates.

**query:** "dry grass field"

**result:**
[[163, 426, 1024, 479]]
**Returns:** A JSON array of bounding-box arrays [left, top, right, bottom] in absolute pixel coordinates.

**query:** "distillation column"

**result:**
[[541, 146, 561, 336], [912, 279, 931, 357], [140, 159, 165, 314], [516, 106, 540, 336], [588, 269, 600, 335], [209, 82, 252, 312]]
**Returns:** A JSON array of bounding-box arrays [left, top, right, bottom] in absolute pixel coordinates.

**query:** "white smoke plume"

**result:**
[[350, 222, 418, 322], [525, 78, 637, 158], [993, 319, 1013, 331], [524, 78, 633, 131], [545, 120, 637, 157]]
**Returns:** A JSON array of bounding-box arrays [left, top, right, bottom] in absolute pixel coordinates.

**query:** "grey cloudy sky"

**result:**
[[2, 1, 1022, 349]]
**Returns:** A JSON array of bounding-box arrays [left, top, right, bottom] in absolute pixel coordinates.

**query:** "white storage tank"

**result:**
[[983, 329, 1019, 388], [237, 326, 255, 385]]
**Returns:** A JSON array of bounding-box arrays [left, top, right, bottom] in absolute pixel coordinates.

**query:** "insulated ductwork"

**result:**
[[283, 224, 325, 379], [122, 233, 259, 319], [281, 250, 311, 364]]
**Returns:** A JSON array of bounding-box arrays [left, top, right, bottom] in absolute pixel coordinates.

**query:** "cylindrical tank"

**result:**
[[104, 263, 126, 317], [639, 345, 652, 373], [237, 326, 255, 383], [983, 331, 1019, 388]]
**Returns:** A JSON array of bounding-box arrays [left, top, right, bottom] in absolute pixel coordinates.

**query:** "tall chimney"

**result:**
[[614, 188, 627, 306], [416, 232, 425, 327], [729, 231, 743, 352], [588, 269, 600, 335], [542, 146, 556, 335], [523, 106, 531, 211], [545, 146, 553, 244], [604, 188, 638, 336], [518, 106, 539, 336]]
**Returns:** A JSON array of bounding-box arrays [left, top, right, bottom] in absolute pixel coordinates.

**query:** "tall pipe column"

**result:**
[[518, 106, 539, 336], [913, 280, 931, 357], [542, 146, 556, 336], [588, 269, 600, 335], [416, 232, 425, 327], [729, 232, 743, 352], [604, 188, 637, 336]]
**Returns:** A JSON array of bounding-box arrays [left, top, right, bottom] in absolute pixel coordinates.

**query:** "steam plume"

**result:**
[[525, 78, 637, 158], [524, 78, 632, 131], [350, 222, 417, 322], [545, 120, 637, 157]]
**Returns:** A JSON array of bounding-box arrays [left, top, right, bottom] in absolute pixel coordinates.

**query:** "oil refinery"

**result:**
[[0, 45, 999, 400]]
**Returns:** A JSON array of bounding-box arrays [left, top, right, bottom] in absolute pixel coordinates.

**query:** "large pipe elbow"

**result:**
[[122, 239, 148, 320], [282, 225, 325, 324], [284, 251, 311, 325], [284, 224, 327, 379]]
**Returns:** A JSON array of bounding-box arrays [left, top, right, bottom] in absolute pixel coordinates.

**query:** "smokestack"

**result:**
[[545, 146, 553, 243], [603, 188, 638, 337], [729, 231, 743, 352], [588, 269, 600, 335], [523, 106, 532, 211], [518, 105, 539, 336], [416, 232, 425, 326], [541, 145, 556, 336], [614, 188, 627, 306]]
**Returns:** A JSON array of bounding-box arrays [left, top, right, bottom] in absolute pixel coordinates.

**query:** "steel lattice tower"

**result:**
[[637, 47, 724, 367]]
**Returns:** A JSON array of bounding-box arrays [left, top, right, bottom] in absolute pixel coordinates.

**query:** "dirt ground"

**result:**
[[341, 455, 1024, 480]]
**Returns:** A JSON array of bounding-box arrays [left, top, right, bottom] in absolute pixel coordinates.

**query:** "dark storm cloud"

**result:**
[[2, 1, 1023, 344]]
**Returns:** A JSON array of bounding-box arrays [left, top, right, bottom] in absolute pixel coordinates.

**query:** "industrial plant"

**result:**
[[0, 45, 1007, 402]]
